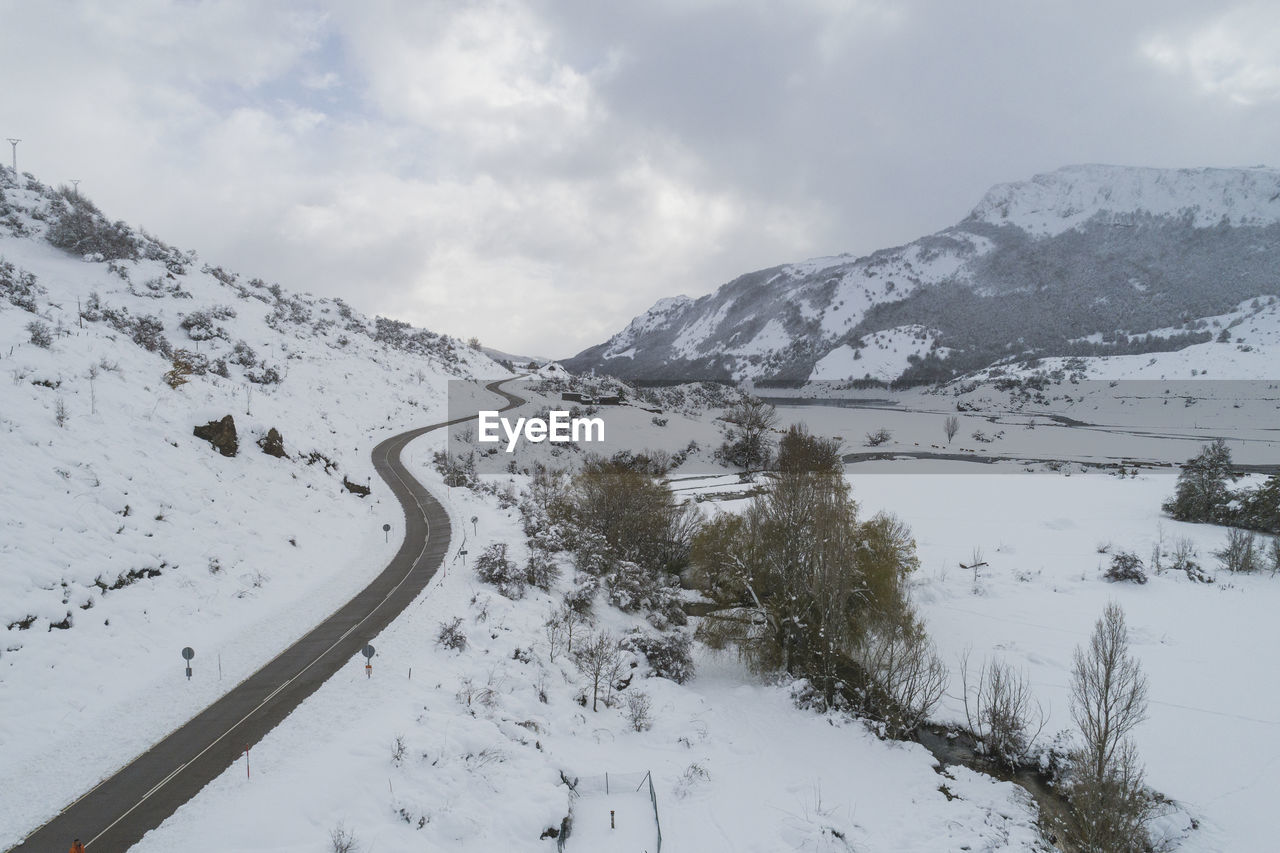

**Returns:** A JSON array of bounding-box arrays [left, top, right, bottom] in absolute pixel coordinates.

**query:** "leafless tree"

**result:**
[[852, 618, 947, 737], [1071, 602, 1148, 783], [960, 650, 1046, 769], [574, 629, 623, 712], [625, 691, 653, 731], [329, 822, 358, 853], [1067, 602, 1152, 852], [944, 415, 959, 445]]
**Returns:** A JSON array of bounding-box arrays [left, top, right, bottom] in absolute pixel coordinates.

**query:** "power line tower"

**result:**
[[6, 139, 19, 174], [70, 179, 80, 197]]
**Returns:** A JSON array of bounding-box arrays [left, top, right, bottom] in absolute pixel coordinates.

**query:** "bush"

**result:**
[[1169, 537, 1213, 583], [865, 427, 892, 447], [179, 310, 226, 341], [129, 314, 171, 355], [46, 201, 139, 260], [436, 617, 467, 651], [1, 257, 42, 311], [620, 631, 694, 684], [851, 617, 947, 738], [246, 365, 282, 385], [1215, 527, 1262, 573], [523, 549, 560, 591], [961, 653, 1045, 769], [625, 692, 653, 732], [229, 340, 257, 367], [475, 543, 524, 598], [1104, 551, 1147, 584], [26, 320, 51, 348]]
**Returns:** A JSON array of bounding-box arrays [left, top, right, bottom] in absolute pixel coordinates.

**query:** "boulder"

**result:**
[[194, 415, 238, 457], [258, 427, 287, 458]]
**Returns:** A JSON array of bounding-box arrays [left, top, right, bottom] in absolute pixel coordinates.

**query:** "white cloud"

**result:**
[[4, 1, 1278, 357], [1142, 4, 1280, 105]]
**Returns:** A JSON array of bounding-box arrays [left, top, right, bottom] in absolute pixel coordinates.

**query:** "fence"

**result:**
[[558, 770, 662, 852]]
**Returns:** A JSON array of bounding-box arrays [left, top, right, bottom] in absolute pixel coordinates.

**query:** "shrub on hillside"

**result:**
[[1104, 551, 1147, 584], [620, 631, 694, 684], [475, 543, 524, 598]]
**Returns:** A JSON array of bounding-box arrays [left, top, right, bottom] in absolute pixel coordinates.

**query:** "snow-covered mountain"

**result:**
[[0, 166, 508, 842], [566, 165, 1280, 383]]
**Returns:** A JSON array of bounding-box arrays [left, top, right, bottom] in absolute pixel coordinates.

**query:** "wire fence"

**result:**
[[558, 769, 662, 852]]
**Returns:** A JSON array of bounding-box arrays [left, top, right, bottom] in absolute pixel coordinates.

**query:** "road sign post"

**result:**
[[362, 644, 375, 678], [383, 522, 391, 543], [182, 646, 194, 680]]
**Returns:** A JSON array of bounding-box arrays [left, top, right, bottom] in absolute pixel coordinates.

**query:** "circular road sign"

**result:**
[[362, 644, 376, 659], [181, 646, 195, 661]]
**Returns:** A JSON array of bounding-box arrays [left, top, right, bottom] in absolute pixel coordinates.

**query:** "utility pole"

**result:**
[[5, 139, 19, 174], [70, 179, 80, 197]]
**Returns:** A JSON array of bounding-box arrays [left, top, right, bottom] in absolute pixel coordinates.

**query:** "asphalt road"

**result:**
[[7, 377, 525, 853]]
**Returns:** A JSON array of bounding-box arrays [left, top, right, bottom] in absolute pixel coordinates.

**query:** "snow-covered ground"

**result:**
[[127, 447, 1049, 853], [855, 471, 1280, 852], [0, 173, 507, 847]]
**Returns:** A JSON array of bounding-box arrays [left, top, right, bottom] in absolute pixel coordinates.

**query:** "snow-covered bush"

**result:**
[[1, 257, 42, 311], [26, 319, 51, 348], [46, 196, 140, 261], [620, 631, 694, 684], [229, 340, 256, 367], [523, 549, 560, 591], [1104, 551, 1147, 584], [179, 309, 227, 341], [474, 543, 524, 598], [436, 617, 467, 651]]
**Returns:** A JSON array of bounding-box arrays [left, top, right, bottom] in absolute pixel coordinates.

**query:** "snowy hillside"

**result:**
[[565, 164, 1280, 384], [969, 164, 1280, 236], [0, 167, 507, 845]]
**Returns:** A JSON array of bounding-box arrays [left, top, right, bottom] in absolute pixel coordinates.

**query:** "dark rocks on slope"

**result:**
[[194, 415, 238, 457], [258, 427, 287, 458]]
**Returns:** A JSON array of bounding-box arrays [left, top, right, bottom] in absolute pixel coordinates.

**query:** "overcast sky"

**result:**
[[4, 1, 1279, 357]]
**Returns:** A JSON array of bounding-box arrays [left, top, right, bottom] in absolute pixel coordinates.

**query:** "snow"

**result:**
[[125, 457, 1048, 853], [854, 471, 1280, 852], [0, 173, 508, 848], [970, 164, 1280, 237], [809, 325, 940, 382]]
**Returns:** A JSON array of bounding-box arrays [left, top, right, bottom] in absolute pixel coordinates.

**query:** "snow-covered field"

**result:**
[[855, 471, 1280, 852]]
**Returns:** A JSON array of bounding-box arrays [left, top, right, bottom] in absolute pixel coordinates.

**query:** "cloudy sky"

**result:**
[[4, 1, 1279, 357]]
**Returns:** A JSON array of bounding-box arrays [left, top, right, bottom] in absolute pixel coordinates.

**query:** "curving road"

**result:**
[[7, 377, 525, 852]]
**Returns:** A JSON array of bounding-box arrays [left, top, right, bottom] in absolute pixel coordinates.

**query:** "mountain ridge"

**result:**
[[565, 164, 1280, 384]]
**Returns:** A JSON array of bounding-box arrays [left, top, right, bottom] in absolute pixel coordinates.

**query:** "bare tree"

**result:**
[[960, 651, 1046, 769], [625, 691, 653, 731], [944, 415, 959, 445], [1071, 602, 1148, 783], [852, 618, 947, 737], [574, 629, 623, 712], [329, 822, 358, 853], [1068, 602, 1152, 852]]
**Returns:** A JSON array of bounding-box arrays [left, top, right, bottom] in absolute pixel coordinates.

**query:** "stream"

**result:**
[[915, 726, 1076, 851]]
